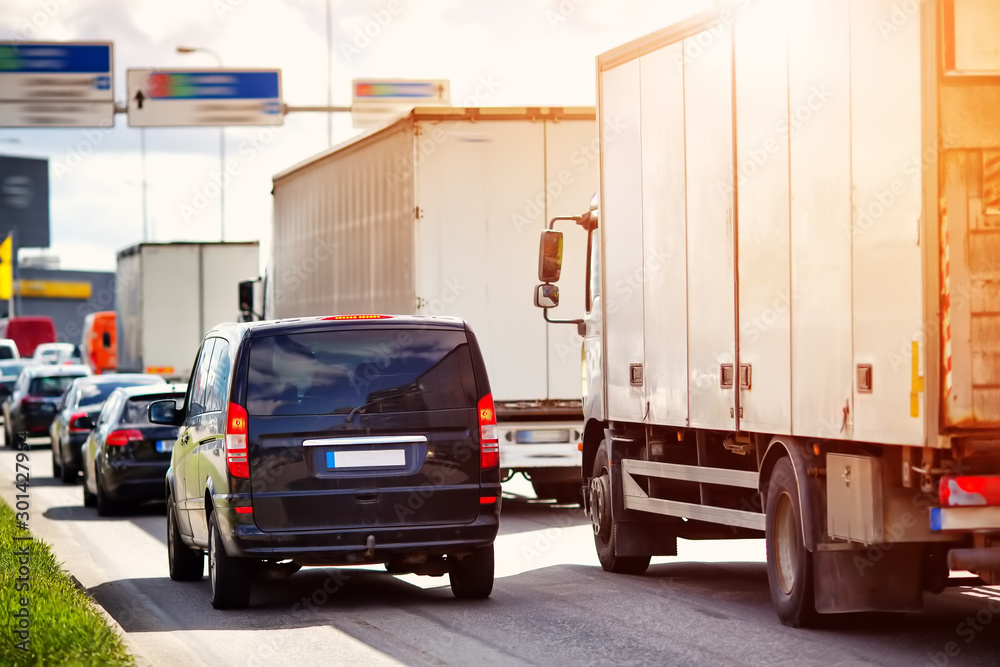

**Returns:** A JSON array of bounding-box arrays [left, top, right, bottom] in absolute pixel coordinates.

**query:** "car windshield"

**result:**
[[0, 362, 28, 377], [77, 378, 163, 407], [246, 329, 478, 416], [122, 394, 185, 425], [29, 374, 86, 397]]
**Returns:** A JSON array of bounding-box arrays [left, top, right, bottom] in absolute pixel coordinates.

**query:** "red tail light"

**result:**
[[225, 402, 250, 479], [940, 475, 1000, 507], [106, 429, 143, 447], [69, 412, 91, 433], [478, 393, 499, 469]]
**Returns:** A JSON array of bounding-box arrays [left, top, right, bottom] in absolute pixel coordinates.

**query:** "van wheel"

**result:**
[[765, 457, 818, 627], [60, 458, 77, 484], [209, 512, 251, 609], [591, 440, 650, 575], [449, 544, 494, 599], [168, 504, 204, 582]]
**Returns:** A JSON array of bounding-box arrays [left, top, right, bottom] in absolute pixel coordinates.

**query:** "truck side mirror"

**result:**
[[238, 280, 255, 314], [538, 230, 564, 283], [534, 283, 560, 309]]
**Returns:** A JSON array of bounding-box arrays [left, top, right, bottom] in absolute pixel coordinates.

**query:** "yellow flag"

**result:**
[[0, 234, 12, 300]]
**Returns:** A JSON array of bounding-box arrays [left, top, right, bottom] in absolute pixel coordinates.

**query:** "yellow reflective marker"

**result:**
[[911, 341, 924, 418], [0, 235, 11, 300], [16, 279, 92, 299]]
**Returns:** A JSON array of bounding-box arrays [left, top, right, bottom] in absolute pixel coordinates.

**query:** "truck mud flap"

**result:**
[[813, 543, 924, 613]]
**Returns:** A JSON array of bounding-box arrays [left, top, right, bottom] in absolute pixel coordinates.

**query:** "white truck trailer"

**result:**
[[269, 107, 598, 502], [116, 241, 260, 381], [535, 0, 1000, 626]]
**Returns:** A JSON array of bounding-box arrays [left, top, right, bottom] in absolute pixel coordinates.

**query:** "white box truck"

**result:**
[[269, 106, 598, 501], [534, 0, 1000, 626], [117, 241, 260, 381]]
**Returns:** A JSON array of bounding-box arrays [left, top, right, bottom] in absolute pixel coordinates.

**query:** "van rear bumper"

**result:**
[[215, 508, 500, 563]]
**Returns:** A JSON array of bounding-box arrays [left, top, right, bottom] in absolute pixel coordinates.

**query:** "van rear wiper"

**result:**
[[344, 389, 426, 423]]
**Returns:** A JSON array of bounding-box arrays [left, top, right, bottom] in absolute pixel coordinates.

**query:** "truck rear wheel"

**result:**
[[591, 441, 650, 575], [765, 457, 818, 627]]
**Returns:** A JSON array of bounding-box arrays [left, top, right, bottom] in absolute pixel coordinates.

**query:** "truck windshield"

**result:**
[[246, 329, 478, 416]]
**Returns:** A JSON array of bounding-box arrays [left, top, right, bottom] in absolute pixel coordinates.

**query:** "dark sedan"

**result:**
[[3, 364, 90, 445], [50, 373, 167, 483], [0, 360, 32, 419], [82, 384, 186, 516]]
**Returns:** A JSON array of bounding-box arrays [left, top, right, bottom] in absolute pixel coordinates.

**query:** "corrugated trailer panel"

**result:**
[[543, 120, 598, 401], [734, 0, 792, 436], [684, 23, 736, 431], [272, 123, 415, 318], [201, 243, 260, 332], [849, 0, 925, 445], [788, 0, 854, 440], [639, 43, 689, 427], [114, 249, 142, 373], [414, 120, 550, 402], [600, 59, 647, 423], [141, 244, 200, 378]]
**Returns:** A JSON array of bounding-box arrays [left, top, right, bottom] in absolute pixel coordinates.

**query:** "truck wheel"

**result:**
[[168, 504, 204, 582], [591, 441, 650, 575], [765, 457, 818, 627], [449, 544, 494, 599], [209, 512, 251, 609]]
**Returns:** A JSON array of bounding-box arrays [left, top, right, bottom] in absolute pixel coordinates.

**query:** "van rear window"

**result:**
[[246, 329, 478, 417]]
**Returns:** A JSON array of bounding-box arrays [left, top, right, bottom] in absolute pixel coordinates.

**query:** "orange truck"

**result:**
[[81, 311, 116, 374]]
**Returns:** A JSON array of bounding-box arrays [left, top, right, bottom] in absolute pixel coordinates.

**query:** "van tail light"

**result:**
[[69, 412, 92, 433], [478, 393, 499, 469], [106, 429, 143, 446], [225, 402, 250, 479]]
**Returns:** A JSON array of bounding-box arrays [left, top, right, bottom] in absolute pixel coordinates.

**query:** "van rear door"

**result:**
[[245, 325, 484, 531]]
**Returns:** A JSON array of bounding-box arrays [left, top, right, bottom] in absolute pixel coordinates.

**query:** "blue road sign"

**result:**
[[0, 43, 111, 73]]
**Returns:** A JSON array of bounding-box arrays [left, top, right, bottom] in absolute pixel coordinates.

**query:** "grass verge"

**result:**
[[0, 498, 133, 666]]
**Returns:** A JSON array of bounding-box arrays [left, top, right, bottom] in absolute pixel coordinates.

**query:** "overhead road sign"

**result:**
[[0, 42, 114, 128], [351, 78, 449, 129], [127, 69, 283, 127]]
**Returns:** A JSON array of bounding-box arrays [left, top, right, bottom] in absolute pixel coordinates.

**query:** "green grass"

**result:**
[[0, 499, 133, 666]]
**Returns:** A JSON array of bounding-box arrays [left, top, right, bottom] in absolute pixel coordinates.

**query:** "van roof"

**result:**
[[208, 315, 468, 341]]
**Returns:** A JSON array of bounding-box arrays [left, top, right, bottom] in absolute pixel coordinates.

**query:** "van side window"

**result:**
[[205, 340, 231, 413], [188, 339, 217, 417]]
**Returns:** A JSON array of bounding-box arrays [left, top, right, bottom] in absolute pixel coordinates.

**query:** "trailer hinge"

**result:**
[[415, 206, 423, 219]]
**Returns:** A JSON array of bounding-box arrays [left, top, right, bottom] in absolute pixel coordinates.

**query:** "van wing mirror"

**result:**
[[148, 399, 180, 426], [538, 230, 564, 283], [534, 284, 560, 309]]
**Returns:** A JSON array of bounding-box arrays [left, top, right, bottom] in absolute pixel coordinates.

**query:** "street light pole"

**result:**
[[177, 46, 226, 242]]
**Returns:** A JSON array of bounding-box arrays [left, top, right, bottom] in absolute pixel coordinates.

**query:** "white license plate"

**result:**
[[156, 440, 174, 453], [327, 449, 405, 469]]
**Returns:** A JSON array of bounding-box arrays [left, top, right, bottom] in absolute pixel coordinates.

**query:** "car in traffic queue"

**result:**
[[0, 316, 56, 358], [0, 359, 32, 421], [33, 342, 82, 365], [149, 315, 501, 609], [50, 373, 168, 483], [81, 383, 187, 516], [0, 338, 20, 360], [3, 364, 91, 445]]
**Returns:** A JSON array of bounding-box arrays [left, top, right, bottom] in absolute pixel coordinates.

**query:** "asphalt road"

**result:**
[[2, 439, 1000, 667]]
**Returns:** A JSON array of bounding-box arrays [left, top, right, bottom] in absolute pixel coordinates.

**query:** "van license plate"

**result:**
[[156, 440, 174, 453], [327, 449, 405, 469]]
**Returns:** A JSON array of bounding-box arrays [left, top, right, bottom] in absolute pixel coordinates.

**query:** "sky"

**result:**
[[0, 0, 710, 273]]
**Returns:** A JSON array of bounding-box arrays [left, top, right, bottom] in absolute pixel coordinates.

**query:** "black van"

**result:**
[[150, 315, 501, 609]]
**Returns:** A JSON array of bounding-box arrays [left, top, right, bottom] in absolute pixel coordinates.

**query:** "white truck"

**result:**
[[116, 241, 260, 381], [535, 0, 1000, 626], [266, 106, 598, 502]]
